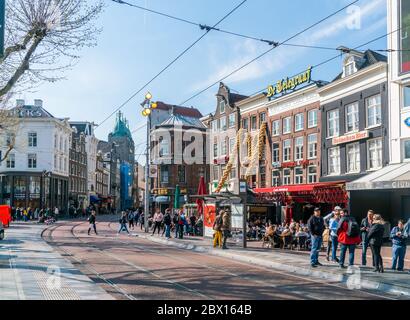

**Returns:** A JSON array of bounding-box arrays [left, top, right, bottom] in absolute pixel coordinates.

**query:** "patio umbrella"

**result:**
[[174, 185, 181, 210], [196, 176, 206, 217]]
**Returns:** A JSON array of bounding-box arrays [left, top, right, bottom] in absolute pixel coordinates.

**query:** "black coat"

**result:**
[[367, 223, 384, 246], [308, 215, 325, 236]]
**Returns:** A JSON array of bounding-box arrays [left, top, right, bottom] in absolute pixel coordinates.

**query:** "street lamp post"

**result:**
[[140, 93, 157, 232]]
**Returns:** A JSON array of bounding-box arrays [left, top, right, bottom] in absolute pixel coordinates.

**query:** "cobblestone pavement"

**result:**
[[0, 222, 114, 300], [41, 218, 403, 300]]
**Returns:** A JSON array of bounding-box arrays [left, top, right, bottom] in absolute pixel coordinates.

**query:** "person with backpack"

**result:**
[[367, 214, 385, 273], [213, 211, 223, 248], [178, 211, 187, 239], [162, 209, 172, 239], [337, 209, 361, 269], [128, 210, 135, 230], [139, 211, 145, 231], [307, 208, 325, 268], [118, 212, 130, 235], [390, 219, 407, 272], [360, 210, 374, 266], [87, 210, 98, 235]]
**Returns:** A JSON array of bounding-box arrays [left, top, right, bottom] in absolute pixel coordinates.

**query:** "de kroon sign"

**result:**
[[267, 66, 312, 99]]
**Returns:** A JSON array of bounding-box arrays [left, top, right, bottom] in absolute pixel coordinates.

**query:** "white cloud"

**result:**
[[189, 0, 387, 92]]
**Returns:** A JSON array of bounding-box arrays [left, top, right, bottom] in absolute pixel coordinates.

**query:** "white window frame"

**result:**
[[327, 110, 339, 138], [229, 138, 235, 155], [213, 143, 218, 158], [308, 166, 317, 184], [295, 113, 304, 132], [294, 167, 303, 184], [402, 139, 410, 161], [367, 138, 383, 171], [220, 140, 227, 156], [229, 114, 236, 128], [159, 138, 170, 156], [283, 139, 291, 162], [366, 94, 382, 128], [219, 100, 226, 114], [220, 117, 227, 132], [308, 109, 318, 128], [345, 102, 359, 133], [283, 169, 291, 185], [251, 116, 257, 131], [308, 134, 317, 159], [28, 153, 37, 169], [6, 154, 15, 168], [346, 143, 361, 174], [272, 143, 280, 163], [272, 120, 280, 136], [328, 147, 341, 175], [28, 132, 37, 147], [294, 136, 304, 161], [272, 170, 280, 187], [283, 117, 292, 134]]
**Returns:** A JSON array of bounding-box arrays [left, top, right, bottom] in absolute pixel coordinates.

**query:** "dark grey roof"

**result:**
[[332, 49, 387, 82], [159, 114, 207, 129], [98, 140, 111, 153], [70, 123, 87, 134], [10, 105, 54, 118]]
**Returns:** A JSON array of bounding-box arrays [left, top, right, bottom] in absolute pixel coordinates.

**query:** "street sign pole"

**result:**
[[0, 0, 5, 58]]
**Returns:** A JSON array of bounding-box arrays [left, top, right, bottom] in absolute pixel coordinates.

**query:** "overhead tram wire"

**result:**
[[244, 26, 408, 98], [110, 0, 409, 55], [96, 0, 248, 130], [178, 0, 360, 106]]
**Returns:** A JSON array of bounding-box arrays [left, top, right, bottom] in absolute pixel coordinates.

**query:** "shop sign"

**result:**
[[332, 130, 369, 146], [14, 193, 25, 199], [149, 165, 158, 178], [267, 66, 312, 99], [272, 162, 281, 168], [157, 188, 170, 196], [204, 203, 216, 238], [231, 204, 244, 230], [405, 117, 410, 127], [213, 156, 229, 165], [281, 160, 311, 168]]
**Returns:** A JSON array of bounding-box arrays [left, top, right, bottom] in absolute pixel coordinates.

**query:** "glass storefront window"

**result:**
[[404, 140, 410, 160], [29, 176, 41, 196], [14, 176, 26, 200], [404, 85, 410, 108], [401, 0, 410, 73]]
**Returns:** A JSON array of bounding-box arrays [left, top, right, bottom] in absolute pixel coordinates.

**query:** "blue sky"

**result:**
[[21, 0, 387, 159]]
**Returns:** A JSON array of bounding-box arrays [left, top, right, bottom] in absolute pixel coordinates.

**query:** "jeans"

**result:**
[[340, 244, 356, 266], [310, 235, 322, 265], [88, 223, 97, 234], [165, 224, 171, 238], [331, 235, 339, 261], [392, 245, 407, 271], [361, 237, 369, 266], [175, 224, 179, 238], [152, 221, 161, 235], [118, 223, 129, 233], [222, 230, 230, 249]]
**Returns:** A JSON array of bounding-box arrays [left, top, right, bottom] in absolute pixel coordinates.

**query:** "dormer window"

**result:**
[[344, 56, 356, 77], [219, 100, 226, 114]]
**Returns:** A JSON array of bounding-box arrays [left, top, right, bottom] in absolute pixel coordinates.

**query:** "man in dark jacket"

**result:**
[[87, 210, 97, 235], [360, 210, 374, 266], [307, 208, 325, 268]]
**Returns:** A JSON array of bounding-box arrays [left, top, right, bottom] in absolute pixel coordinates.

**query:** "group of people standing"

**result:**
[[308, 207, 409, 273], [12, 206, 60, 222]]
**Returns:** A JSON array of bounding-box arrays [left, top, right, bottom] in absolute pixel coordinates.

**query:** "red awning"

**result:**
[[254, 181, 346, 194]]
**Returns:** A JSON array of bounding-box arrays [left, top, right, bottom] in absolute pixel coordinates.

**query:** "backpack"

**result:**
[[347, 218, 360, 237]]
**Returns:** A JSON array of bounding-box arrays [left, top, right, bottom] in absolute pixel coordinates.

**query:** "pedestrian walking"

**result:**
[[163, 209, 172, 239], [118, 212, 130, 235], [87, 210, 98, 235], [337, 209, 361, 269], [221, 210, 231, 250], [213, 211, 223, 248], [390, 219, 407, 272], [128, 210, 135, 230], [329, 210, 341, 263], [54, 207, 59, 221], [360, 210, 374, 266], [367, 214, 385, 273], [134, 209, 141, 228], [151, 208, 164, 236], [173, 211, 180, 238], [178, 211, 186, 239], [139, 212, 145, 230], [307, 208, 325, 268]]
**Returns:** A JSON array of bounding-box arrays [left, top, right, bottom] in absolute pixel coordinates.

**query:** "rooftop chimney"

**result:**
[[16, 99, 25, 107], [34, 99, 43, 107]]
